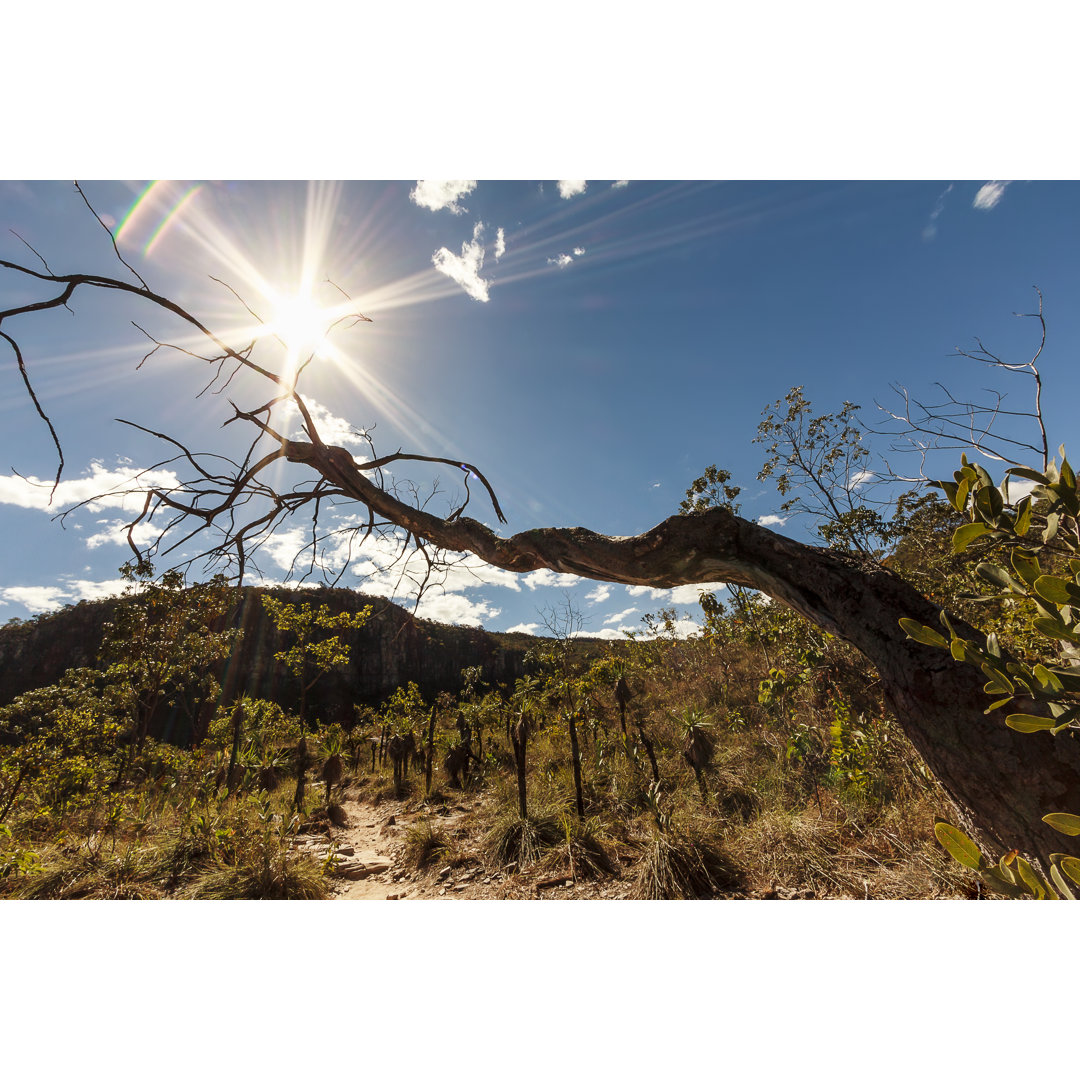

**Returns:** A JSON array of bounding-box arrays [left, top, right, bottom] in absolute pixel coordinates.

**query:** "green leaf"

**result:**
[[1005, 714, 1057, 733], [974, 484, 1004, 525], [934, 822, 985, 870], [976, 563, 1019, 592], [1032, 617, 1080, 644], [1010, 552, 1045, 587], [1044, 513, 1061, 545], [1042, 812, 1080, 836], [1060, 856, 1080, 886], [952, 522, 994, 553], [1013, 496, 1033, 537], [1014, 857, 1049, 899], [1033, 664, 1064, 691], [1034, 575, 1080, 606], [979, 867, 1028, 898], [1006, 466, 1049, 485], [1049, 860, 1076, 899], [898, 619, 948, 649], [980, 663, 1014, 695]]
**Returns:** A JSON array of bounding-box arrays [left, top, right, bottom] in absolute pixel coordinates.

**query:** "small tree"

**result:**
[[261, 595, 371, 808]]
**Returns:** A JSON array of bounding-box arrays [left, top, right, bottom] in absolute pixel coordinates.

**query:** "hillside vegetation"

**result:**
[[0, 501, 982, 899]]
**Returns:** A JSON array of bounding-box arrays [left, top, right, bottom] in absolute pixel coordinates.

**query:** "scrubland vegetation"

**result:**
[[0, 468, 1041, 901]]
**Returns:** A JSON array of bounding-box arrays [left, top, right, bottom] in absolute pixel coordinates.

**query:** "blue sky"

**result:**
[[2, 179, 1079, 636]]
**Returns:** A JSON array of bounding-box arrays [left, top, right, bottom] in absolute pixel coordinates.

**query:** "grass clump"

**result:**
[[484, 805, 563, 869], [402, 818, 449, 870], [185, 831, 328, 899]]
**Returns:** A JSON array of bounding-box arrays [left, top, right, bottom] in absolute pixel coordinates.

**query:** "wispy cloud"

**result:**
[[604, 606, 638, 624], [922, 182, 954, 241], [557, 180, 587, 199], [410, 180, 476, 214], [973, 181, 1012, 211], [504, 622, 540, 635], [548, 247, 584, 268], [757, 513, 788, 527], [585, 584, 611, 604], [432, 221, 492, 302], [493, 228, 506, 261], [612, 181, 629, 189]]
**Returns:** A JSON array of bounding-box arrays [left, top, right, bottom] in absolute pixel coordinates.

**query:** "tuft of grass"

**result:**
[[185, 836, 329, 900], [630, 805, 743, 900], [484, 806, 563, 869], [402, 818, 448, 870], [16, 844, 166, 900], [542, 813, 621, 880]]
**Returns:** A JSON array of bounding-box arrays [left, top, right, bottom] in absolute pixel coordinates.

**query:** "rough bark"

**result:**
[[291, 438, 1080, 865]]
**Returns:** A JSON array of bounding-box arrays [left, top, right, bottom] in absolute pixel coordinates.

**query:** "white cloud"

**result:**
[[973, 181, 1012, 211], [548, 253, 574, 268], [604, 606, 638, 624], [520, 568, 582, 590], [757, 514, 788, 527], [573, 247, 585, 257], [504, 622, 540, 635], [432, 221, 491, 302], [409, 180, 476, 214], [624, 582, 728, 604], [0, 585, 68, 613], [585, 584, 611, 604], [413, 591, 499, 627], [590, 614, 701, 641], [84, 519, 162, 550], [847, 469, 874, 490], [0, 461, 183, 512], [557, 180, 587, 199], [493, 228, 506, 260], [612, 181, 629, 189], [0, 575, 129, 614], [282, 395, 372, 450]]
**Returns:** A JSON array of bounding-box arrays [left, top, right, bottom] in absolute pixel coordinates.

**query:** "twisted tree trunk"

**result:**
[[296, 439, 1080, 865]]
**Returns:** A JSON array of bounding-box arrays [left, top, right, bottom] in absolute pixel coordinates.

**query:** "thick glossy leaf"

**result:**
[[1049, 860, 1076, 899], [952, 522, 994, 553], [976, 563, 1018, 592], [1013, 496, 1033, 537], [980, 663, 1014, 694], [1034, 575, 1080, 606], [974, 485, 1004, 525], [1044, 513, 1061, 545], [1060, 856, 1080, 886], [1015, 857, 1049, 899], [1033, 664, 1064, 691], [1033, 617, 1080, 644], [1005, 714, 1057, 733], [898, 619, 948, 649], [1007, 466, 1049, 485], [934, 822, 985, 870], [979, 868, 1028, 898], [1011, 551, 1043, 587], [1043, 812, 1080, 836]]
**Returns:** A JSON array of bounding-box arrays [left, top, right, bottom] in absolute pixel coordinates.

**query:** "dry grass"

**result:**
[[630, 815, 744, 899]]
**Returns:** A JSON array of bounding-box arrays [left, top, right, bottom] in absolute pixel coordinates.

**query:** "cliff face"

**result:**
[[0, 587, 533, 741]]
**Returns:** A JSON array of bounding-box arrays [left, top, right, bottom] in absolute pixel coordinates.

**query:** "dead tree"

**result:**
[[3, 252, 1079, 870]]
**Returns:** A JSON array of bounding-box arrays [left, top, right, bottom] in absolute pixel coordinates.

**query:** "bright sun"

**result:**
[[266, 293, 332, 359]]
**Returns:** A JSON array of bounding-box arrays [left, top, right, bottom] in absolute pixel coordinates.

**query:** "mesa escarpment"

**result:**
[[0, 586, 533, 741]]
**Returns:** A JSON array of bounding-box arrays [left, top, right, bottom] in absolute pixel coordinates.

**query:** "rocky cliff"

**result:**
[[0, 586, 536, 741]]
